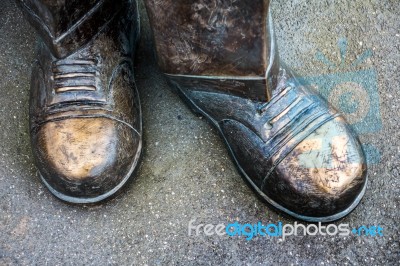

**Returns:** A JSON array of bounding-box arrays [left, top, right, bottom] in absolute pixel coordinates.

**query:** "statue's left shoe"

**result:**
[[18, 0, 142, 203], [145, 0, 367, 222], [168, 67, 367, 222]]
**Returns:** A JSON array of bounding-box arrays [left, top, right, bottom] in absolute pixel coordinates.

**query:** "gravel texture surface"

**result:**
[[0, 0, 398, 265]]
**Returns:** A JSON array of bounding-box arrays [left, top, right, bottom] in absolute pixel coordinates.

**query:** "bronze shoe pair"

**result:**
[[19, 0, 367, 222]]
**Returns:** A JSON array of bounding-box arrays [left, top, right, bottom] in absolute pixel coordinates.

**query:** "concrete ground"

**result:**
[[0, 0, 399, 265]]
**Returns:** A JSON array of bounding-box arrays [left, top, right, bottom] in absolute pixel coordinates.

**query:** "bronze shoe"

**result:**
[[18, 0, 142, 203], [145, 0, 367, 221]]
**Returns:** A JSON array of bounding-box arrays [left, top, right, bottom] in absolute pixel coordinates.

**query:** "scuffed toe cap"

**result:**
[[31, 117, 141, 203], [268, 116, 367, 219]]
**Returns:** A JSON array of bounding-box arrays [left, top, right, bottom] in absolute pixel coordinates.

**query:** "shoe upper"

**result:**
[[170, 68, 367, 219], [29, 2, 142, 202]]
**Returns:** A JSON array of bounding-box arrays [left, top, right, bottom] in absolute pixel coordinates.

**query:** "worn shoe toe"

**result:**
[[33, 117, 141, 203]]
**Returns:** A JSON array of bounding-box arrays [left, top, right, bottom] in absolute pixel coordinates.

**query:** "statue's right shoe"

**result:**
[[20, 0, 142, 203]]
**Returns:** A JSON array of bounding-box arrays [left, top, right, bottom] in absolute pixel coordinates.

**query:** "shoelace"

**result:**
[[256, 85, 294, 129], [52, 58, 98, 93]]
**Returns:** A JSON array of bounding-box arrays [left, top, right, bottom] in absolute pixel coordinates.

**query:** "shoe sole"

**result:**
[[171, 82, 368, 223]]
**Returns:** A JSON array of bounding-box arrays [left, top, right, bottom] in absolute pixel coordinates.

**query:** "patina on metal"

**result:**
[[145, 0, 279, 101], [16, 0, 142, 203], [144, 0, 367, 222]]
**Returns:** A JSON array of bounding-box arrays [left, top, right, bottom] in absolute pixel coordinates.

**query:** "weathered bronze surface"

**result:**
[[17, 0, 142, 203], [145, 0, 367, 222], [145, 0, 279, 101]]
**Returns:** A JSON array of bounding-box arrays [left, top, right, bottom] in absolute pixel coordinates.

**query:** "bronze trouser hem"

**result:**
[[15, 0, 129, 58]]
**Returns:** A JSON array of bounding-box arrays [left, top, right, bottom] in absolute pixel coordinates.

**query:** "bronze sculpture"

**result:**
[[144, 0, 367, 222], [16, 0, 142, 203], [16, 0, 367, 222]]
